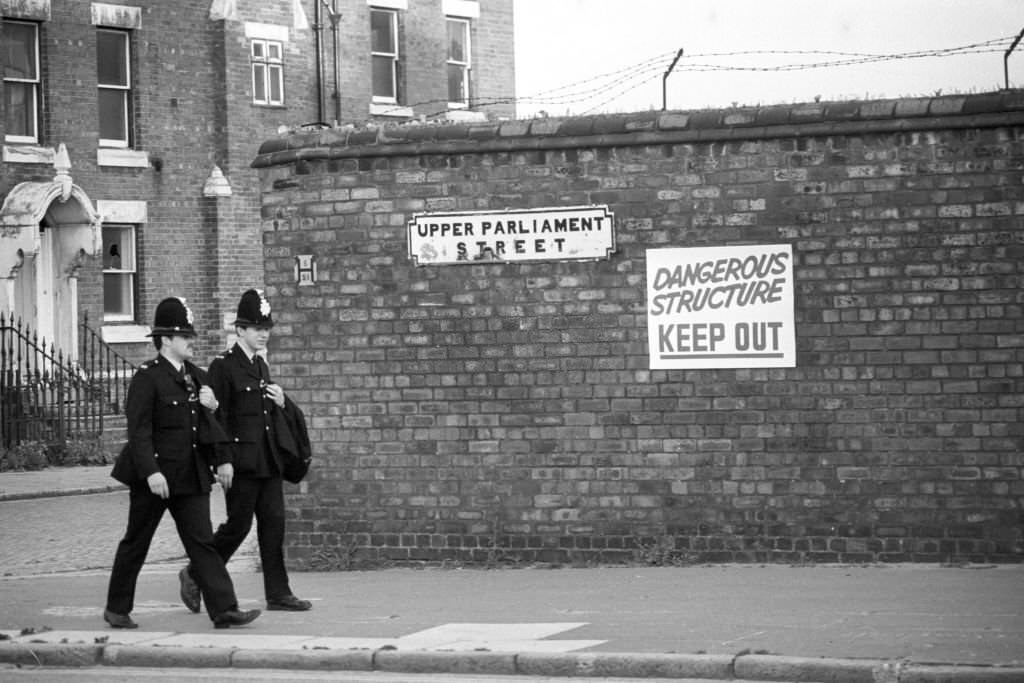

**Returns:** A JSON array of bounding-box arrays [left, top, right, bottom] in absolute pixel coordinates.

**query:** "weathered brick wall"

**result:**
[[254, 92, 1024, 566]]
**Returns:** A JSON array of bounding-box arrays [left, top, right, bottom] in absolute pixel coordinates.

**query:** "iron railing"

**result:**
[[79, 312, 135, 419], [0, 312, 134, 448]]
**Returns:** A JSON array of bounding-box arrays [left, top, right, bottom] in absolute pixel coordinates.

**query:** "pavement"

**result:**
[[1, 466, 1023, 682], [0, 465, 126, 502]]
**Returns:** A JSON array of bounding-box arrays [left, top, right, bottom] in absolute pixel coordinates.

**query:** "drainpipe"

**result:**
[[314, 0, 325, 122], [329, 0, 341, 123]]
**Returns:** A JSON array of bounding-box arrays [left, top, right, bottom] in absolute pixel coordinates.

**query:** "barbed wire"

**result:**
[[367, 35, 1016, 120], [518, 36, 1014, 107]]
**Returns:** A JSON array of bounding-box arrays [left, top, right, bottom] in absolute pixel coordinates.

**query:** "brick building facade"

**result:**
[[0, 0, 514, 377], [254, 91, 1024, 566]]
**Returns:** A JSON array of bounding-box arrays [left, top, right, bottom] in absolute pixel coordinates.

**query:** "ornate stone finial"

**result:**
[[53, 143, 72, 202], [203, 165, 232, 197], [6, 249, 26, 279], [65, 248, 88, 278]]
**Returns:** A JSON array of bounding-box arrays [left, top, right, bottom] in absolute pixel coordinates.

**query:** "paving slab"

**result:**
[[147, 633, 312, 649], [287, 636, 397, 650], [7, 630, 174, 646]]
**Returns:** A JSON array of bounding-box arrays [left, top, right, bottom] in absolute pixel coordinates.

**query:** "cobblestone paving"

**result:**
[[0, 489, 256, 576]]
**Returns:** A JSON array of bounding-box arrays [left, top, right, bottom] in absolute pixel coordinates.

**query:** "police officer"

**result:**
[[105, 297, 261, 630], [179, 289, 311, 613]]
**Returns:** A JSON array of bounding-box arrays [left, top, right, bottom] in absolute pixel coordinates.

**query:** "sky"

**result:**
[[512, 0, 1023, 118]]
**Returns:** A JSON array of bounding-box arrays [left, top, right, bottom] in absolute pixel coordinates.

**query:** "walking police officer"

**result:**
[[105, 297, 261, 629], [179, 289, 311, 613]]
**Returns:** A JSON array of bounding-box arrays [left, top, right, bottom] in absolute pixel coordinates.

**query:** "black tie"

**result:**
[[181, 369, 196, 400]]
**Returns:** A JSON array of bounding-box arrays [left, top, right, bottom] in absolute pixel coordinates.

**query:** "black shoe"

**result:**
[[103, 608, 138, 629], [179, 566, 201, 613], [212, 608, 261, 629], [267, 595, 312, 611]]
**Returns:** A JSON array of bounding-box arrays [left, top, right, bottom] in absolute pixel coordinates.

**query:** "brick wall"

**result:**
[[228, 93, 1024, 566]]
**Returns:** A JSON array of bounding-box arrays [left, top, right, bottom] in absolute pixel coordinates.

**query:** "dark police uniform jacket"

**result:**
[[111, 356, 230, 494], [206, 344, 283, 477]]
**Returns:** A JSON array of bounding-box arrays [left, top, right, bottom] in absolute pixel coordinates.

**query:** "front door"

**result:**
[[35, 224, 56, 348], [11, 222, 76, 361]]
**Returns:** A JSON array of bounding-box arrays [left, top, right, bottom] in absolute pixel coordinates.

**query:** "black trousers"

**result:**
[[214, 476, 292, 600], [107, 486, 238, 618]]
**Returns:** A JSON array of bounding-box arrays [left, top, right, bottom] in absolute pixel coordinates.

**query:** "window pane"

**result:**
[[103, 273, 133, 317], [4, 22, 38, 80], [252, 40, 265, 58], [103, 234, 121, 269], [97, 30, 128, 86], [268, 43, 282, 60], [269, 65, 282, 102], [372, 55, 395, 98], [448, 64, 466, 103], [103, 227, 135, 270], [253, 63, 267, 102], [447, 20, 466, 62], [370, 10, 394, 53], [119, 230, 135, 269], [98, 89, 127, 142], [4, 83, 35, 137]]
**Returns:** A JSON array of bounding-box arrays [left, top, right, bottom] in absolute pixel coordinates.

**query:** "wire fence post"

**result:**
[[1005, 27, 1024, 89], [662, 49, 684, 111]]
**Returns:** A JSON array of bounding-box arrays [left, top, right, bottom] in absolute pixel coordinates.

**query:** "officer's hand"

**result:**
[[265, 383, 286, 408], [198, 385, 219, 411], [216, 463, 234, 491], [146, 472, 169, 499]]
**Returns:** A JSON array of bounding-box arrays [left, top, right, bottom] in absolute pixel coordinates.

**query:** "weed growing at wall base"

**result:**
[[0, 438, 112, 472]]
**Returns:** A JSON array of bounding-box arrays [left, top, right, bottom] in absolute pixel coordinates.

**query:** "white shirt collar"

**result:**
[[236, 341, 258, 363], [159, 351, 184, 373]]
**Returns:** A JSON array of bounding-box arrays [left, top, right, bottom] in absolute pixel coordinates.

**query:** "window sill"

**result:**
[[97, 148, 150, 168], [370, 103, 414, 118], [3, 144, 54, 164], [101, 324, 151, 344]]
